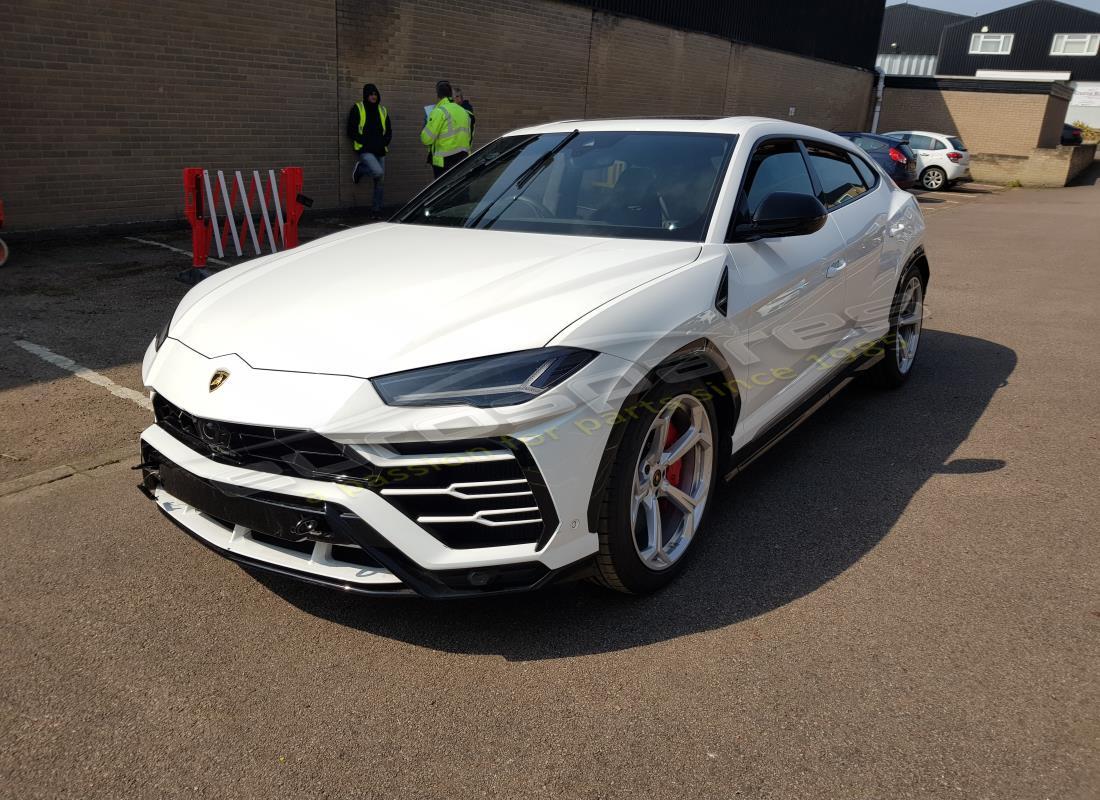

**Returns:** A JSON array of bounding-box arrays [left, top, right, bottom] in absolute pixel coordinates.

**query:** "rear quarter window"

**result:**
[[855, 136, 890, 154], [851, 154, 878, 188], [804, 142, 868, 210]]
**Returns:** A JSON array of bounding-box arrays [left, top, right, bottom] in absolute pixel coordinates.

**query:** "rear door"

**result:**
[[905, 133, 937, 172], [720, 137, 849, 429], [803, 141, 895, 340]]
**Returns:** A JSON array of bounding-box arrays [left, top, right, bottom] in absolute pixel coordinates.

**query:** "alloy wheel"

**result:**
[[630, 395, 714, 571], [896, 276, 923, 374], [922, 168, 945, 190]]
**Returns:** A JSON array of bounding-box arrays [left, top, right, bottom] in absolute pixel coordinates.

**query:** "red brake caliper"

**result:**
[[664, 422, 683, 487]]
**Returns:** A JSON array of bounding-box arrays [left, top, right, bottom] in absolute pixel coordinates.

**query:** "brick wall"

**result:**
[[877, 82, 1088, 186], [724, 44, 874, 130], [1037, 94, 1069, 148], [0, 0, 338, 231], [583, 14, 731, 117], [1, 0, 874, 234], [970, 145, 1096, 186], [336, 0, 593, 212], [878, 88, 1060, 156]]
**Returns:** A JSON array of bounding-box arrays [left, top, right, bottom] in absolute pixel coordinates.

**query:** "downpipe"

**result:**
[[870, 67, 885, 133]]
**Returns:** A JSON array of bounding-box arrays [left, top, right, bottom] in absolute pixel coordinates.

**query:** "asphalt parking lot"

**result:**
[[2, 173, 1098, 798]]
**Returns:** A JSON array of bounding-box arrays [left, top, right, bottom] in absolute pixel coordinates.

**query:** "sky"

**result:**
[[885, 0, 1100, 13]]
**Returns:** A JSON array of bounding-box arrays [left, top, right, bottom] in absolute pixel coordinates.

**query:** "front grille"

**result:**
[[153, 394, 376, 484], [153, 395, 558, 550], [143, 444, 385, 570]]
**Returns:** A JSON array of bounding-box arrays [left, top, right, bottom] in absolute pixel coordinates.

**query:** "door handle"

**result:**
[[826, 259, 847, 278]]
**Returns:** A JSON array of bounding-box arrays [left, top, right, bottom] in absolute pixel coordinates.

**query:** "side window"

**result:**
[[804, 142, 868, 210], [851, 154, 878, 188], [908, 134, 934, 150], [855, 136, 889, 154], [931, 138, 947, 150], [738, 138, 815, 223]]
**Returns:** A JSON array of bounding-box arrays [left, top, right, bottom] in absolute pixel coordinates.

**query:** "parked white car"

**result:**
[[882, 130, 971, 190], [140, 117, 928, 598]]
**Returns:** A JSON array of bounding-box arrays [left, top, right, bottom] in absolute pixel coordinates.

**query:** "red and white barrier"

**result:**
[[183, 167, 310, 270]]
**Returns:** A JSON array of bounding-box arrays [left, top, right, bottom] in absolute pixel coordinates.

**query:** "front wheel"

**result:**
[[867, 263, 926, 389], [592, 383, 718, 594], [921, 166, 947, 191]]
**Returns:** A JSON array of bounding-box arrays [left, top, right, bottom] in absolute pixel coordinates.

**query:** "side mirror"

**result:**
[[729, 192, 828, 242]]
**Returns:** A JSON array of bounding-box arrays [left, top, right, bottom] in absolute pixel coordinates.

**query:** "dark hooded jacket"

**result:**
[[346, 83, 392, 158]]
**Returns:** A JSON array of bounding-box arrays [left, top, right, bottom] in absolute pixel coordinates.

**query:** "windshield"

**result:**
[[394, 131, 737, 242], [948, 136, 967, 151]]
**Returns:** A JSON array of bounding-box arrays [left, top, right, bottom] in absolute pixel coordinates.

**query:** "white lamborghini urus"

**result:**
[[140, 117, 928, 598]]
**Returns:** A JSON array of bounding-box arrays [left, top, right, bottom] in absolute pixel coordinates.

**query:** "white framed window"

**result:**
[[969, 33, 1015, 55], [1050, 33, 1100, 56]]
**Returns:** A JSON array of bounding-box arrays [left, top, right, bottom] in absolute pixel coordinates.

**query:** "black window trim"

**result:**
[[799, 137, 880, 213], [724, 132, 883, 241], [725, 134, 819, 241]]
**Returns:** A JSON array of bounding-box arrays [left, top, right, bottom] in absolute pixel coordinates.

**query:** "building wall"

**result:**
[[878, 4, 966, 56], [971, 144, 1096, 186], [937, 0, 1100, 81], [571, 0, 885, 70], [724, 44, 874, 130], [1067, 82, 1100, 126], [336, 0, 594, 213], [876, 53, 938, 77], [879, 79, 1085, 186], [1, 0, 875, 234], [0, 0, 339, 232], [879, 86, 1064, 155], [583, 14, 731, 118]]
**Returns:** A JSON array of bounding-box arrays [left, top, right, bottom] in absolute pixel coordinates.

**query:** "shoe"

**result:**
[[352, 162, 362, 184]]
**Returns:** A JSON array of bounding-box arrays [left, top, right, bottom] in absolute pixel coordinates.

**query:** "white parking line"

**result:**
[[125, 236, 228, 266], [14, 340, 153, 411]]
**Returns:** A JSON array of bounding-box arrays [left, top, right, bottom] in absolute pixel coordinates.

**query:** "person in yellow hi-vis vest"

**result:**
[[346, 82, 392, 217], [420, 81, 472, 179]]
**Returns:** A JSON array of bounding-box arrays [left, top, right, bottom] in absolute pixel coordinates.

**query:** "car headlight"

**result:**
[[154, 319, 171, 351], [371, 347, 597, 408]]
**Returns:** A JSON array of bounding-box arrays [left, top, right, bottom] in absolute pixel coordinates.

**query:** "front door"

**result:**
[[720, 138, 850, 446]]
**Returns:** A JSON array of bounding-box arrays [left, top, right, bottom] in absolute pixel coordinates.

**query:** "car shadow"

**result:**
[[949, 184, 996, 195], [252, 329, 1015, 660]]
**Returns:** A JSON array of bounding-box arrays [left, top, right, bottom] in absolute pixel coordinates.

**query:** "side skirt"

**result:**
[[723, 347, 884, 482]]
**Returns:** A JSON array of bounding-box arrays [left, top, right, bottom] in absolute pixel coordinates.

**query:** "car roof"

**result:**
[[835, 131, 905, 143], [883, 130, 959, 140], [504, 116, 858, 149]]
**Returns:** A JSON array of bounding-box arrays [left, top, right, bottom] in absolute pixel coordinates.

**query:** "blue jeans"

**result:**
[[357, 153, 385, 211]]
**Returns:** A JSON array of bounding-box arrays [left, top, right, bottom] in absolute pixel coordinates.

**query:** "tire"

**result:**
[[867, 262, 926, 389], [592, 380, 719, 594], [921, 166, 947, 191]]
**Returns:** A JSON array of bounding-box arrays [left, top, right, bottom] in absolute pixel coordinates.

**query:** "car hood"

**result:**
[[169, 223, 701, 378]]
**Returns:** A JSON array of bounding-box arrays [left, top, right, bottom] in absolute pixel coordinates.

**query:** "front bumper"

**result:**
[[142, 444, 588, 597], [138, 344, 639, 598], [140, 427, 595, 598]]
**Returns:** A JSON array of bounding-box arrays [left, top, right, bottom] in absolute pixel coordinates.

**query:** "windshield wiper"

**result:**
[[468, 129, 579, 229], [397, 135, 539, 221]]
